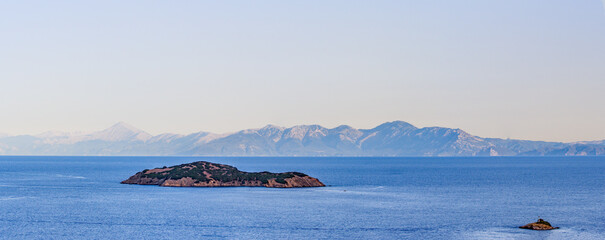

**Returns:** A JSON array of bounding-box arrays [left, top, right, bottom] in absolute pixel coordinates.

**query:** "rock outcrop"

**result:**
[[519, 219, 559, 230], [121, 161, 325, 188]]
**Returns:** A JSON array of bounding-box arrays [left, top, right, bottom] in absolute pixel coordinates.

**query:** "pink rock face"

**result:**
[[265, 176, 326, 188], [121, 161, 325, 188]]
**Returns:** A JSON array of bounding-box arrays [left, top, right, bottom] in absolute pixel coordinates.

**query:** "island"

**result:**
[[519, 219, 559, 230], [121, 161, 325, 188]]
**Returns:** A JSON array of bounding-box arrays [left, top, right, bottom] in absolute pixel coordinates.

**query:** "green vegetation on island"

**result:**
[[121, 161, 324, 188]]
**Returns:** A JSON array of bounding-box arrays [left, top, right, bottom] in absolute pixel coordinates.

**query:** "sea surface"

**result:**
[[0, 156, 603, 240]]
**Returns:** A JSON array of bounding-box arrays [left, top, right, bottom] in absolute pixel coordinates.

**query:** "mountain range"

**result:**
[[0, 121, 603, 156]]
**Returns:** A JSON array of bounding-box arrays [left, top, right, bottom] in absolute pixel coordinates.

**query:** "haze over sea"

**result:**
[[0, 156, 603, 239]]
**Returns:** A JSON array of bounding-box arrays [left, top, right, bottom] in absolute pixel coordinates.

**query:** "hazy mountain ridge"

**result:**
[[0, 121, 603, 156]]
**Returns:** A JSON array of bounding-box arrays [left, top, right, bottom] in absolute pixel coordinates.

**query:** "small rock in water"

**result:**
[[519, 218, 559, 230]]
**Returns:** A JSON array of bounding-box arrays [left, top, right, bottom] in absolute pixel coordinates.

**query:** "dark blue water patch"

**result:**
[[0, 156, 604, 239]]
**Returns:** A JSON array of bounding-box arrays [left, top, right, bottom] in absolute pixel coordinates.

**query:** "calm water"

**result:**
[[0, 156, 603, 240]]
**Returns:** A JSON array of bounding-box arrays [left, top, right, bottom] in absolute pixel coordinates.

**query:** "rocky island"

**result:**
[[519, 219, 559, 230], [121, 161, 325, 188]]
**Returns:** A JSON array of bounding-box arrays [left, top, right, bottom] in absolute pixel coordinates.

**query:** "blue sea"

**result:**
[[0, 156, 603, 239]]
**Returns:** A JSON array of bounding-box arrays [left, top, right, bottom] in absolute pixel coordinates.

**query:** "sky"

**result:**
[[1, 0, 604, 142]]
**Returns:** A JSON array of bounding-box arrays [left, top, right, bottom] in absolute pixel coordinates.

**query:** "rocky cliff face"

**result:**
[[121, 161, 325, 188]]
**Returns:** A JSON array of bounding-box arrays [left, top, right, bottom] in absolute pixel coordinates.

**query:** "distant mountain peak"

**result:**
[[88, 122, 152, 142], [373, 121, 416, 130], [108, 122, 141, 132], [260, 124, 285, 130]]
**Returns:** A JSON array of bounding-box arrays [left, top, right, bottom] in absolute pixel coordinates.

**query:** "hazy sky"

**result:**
[[1, 0, 604, 142]]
